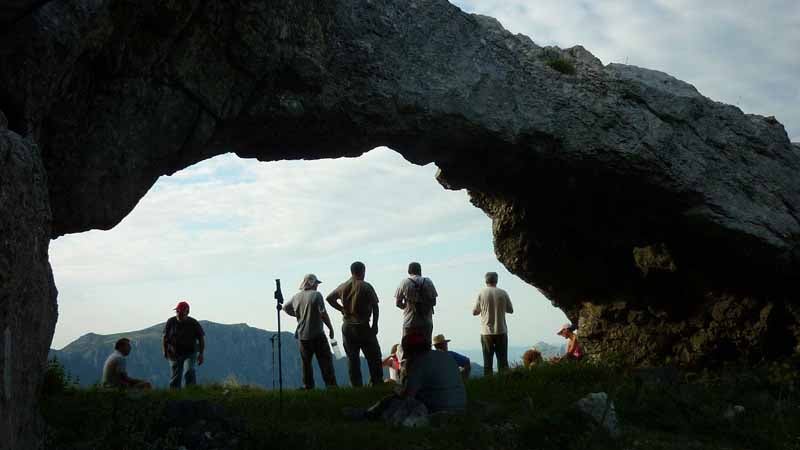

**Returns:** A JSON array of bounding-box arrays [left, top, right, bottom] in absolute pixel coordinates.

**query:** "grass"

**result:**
[[546, 58, 577, 75], [41, 362, 800, 450]]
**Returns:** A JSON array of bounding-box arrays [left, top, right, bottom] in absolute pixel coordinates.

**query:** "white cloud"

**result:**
[[50, 148, 566, 351]]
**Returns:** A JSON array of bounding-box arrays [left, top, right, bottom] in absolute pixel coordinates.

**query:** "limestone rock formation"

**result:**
[[1, 0, 799, 446], [0, 118, 58, 449]]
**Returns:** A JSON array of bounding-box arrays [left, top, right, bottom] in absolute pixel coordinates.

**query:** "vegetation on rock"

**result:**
[[546, 58, 577, 75]]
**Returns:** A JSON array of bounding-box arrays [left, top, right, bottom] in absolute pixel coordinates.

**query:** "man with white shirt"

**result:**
[[101, 338, 151, 389], [472, 272, 513, 376]]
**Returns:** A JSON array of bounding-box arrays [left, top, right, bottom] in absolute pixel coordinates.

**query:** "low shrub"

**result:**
[[546, 58, 577, 75], [41, 357, 78, 398]]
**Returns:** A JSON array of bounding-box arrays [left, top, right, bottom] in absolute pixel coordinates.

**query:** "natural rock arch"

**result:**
[[1, 0, 799, 447]]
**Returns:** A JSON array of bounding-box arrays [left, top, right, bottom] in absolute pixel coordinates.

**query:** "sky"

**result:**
[[49, 1, 799, 356]]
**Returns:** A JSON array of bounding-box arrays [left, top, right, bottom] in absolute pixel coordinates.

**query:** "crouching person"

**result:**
[[353, 333, 466, 425], [102, 338, 152, 389], [522, 348, 543, 368], [401, 332, 466, 412]]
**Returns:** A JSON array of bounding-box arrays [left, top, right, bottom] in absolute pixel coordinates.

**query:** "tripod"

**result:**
[[269, 334, 277, 390], [274, 279, 284, 412]]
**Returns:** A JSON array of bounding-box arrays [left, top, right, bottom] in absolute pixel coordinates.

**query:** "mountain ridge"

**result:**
[[50, 321, 364, 388], [50, 321, 500, 388]]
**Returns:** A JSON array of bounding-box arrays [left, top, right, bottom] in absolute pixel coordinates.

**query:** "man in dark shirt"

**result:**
[[162, 301, 205, 389], [326, 261, 382, 386]]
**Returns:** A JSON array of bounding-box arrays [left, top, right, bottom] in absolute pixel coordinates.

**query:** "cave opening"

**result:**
[[47, 147, 568, 387]]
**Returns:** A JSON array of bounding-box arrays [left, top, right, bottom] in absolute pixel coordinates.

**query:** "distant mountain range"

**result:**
[[49, 321, 552, 388], [49, 321, 371, 389], [452, 342, 566, 367]]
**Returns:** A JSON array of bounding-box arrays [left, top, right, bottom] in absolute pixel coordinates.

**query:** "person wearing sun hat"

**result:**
[[283, 273, 337, 389], [162, 300, 205, 389], [432, 333, 471, 381], [554, 323, 583, 362]]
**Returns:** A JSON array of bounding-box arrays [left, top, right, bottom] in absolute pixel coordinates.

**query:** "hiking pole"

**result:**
[[274, 279, 284, 412]]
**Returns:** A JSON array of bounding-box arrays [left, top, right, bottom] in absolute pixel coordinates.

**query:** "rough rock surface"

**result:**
[[1, 0, 799, 445], [0, 117, 57, 448], [575, 392, 620, 438]]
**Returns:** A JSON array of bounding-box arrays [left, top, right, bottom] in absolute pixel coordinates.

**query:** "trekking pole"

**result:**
[[274, 279, 284, 412]]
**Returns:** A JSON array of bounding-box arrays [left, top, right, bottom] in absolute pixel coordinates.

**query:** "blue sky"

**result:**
[[49, 1, 799, 356]]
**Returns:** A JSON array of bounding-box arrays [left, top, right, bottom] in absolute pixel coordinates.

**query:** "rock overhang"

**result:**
[[0, 0, 798, 376]]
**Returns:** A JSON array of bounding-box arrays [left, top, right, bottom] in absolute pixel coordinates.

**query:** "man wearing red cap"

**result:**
[[162, 301, 205, 389]]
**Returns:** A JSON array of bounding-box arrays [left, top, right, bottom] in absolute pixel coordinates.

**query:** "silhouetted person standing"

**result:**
[[163, 301, 205, 389], [472, 272, 513, 376], [395, 262, 438, 342], [326, 261, 383, 386], [283, 273, 337, 389]]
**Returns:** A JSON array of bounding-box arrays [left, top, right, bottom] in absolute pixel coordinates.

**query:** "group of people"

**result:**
[[101, 300, 206, 390], [100, 260, 582, 418], [278, 260, 523, 414], [282, 262, 516, 385]]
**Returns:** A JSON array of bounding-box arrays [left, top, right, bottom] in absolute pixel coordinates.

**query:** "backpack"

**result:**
[[406, 277, 435, 316]]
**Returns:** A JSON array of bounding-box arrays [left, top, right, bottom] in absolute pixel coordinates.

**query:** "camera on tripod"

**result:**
[[274, 279, 284, 307]]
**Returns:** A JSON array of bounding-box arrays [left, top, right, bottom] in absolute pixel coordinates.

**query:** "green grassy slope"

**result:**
[[41, 362, 800, 450]]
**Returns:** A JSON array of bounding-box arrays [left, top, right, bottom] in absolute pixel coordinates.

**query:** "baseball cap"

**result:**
[[299, 274, 323, 290], [432, 334, 451, 346], [174, 301, 190, 312]]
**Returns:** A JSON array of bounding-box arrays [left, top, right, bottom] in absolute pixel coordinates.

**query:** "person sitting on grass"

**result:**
[[382, 343, 401, 383], [552, 323, 583, 362], [347, 333, 466, 424], [101, 338, 152, 389], [400, 332, 466, 413], [432, 333, 471, 382], [522, 348, 543, 368]]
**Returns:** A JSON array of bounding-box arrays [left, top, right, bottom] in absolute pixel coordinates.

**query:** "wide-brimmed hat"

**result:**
[[556, 323, 572, 335], [432, 334, 451, 346], [299, 274, 323, 290]]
